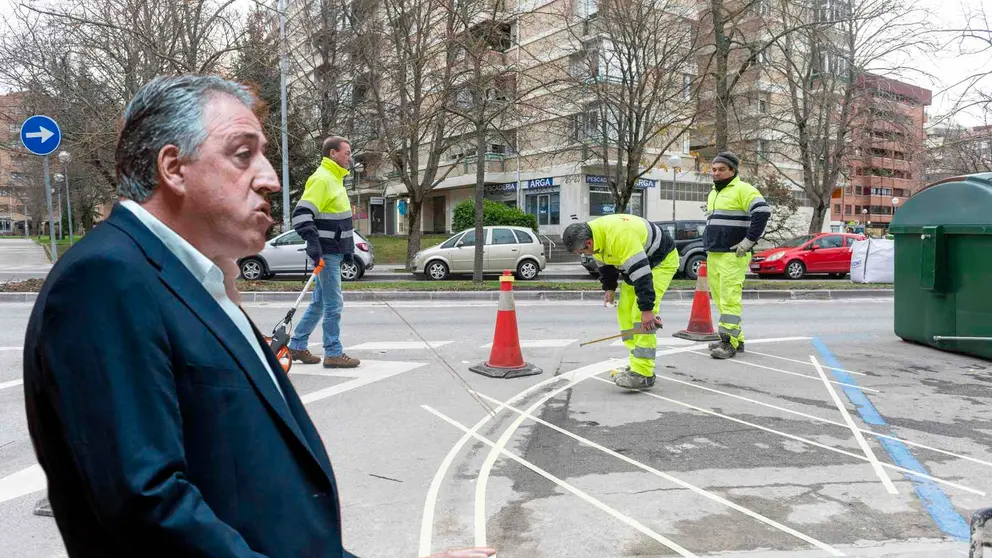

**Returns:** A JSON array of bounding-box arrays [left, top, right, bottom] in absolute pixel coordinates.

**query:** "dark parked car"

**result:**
[[580, 220, 708, 280]]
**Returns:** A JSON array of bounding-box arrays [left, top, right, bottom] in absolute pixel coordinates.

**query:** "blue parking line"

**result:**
[[812, 337, 969, 541]]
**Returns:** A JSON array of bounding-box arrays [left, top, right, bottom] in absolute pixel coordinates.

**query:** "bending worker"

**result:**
[[564, 214, 679, 390], [704, 151, 771, 359]]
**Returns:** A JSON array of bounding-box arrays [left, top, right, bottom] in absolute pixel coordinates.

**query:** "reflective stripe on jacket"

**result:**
[[292, 157, 354, 254], [589, 213, 676, 311], [703, 176, 771, 252]]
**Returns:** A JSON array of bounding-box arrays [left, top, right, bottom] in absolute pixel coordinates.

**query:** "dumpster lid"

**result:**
[[890, 172, 992, 233]]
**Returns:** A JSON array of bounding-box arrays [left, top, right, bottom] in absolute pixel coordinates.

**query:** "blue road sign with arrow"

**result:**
[[20, 115, 62, 156]]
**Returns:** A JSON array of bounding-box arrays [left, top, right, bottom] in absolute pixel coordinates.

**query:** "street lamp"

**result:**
[[53, 173, 63, 241], [667, 154, 681, 221], [58, 150, 74, 245]]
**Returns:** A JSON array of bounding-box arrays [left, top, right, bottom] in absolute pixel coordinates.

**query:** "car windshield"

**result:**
[[778, 235, 815, 248]]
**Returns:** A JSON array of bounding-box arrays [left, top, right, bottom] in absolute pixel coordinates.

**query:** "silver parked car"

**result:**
[[411, 226, 546, 280], [238, 229, 375, 281]]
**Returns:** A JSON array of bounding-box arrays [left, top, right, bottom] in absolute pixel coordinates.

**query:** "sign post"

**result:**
[[20, 115, 62, 263]]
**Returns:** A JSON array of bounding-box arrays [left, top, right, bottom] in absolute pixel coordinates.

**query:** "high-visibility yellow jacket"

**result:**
[[292, 157, 354, 254], [703, 176, 771, 252], [589, 214, 675, 311]]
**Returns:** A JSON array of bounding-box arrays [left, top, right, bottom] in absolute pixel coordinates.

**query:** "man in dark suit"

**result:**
[[22, 75, 495, 558]]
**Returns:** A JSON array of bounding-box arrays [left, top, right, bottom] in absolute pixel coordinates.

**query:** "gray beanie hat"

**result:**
[[712, 151, 739, 171]]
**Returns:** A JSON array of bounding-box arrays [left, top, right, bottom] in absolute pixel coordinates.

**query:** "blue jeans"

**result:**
[[288, 253, 344, 357]]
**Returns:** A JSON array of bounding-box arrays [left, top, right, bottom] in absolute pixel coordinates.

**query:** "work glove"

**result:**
[[342, 252, 356, 266], [731, 237, 755, 257], [305, 239, 323, 265]]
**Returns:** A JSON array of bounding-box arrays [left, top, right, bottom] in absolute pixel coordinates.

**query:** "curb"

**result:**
[[0, 289, 894, 304]]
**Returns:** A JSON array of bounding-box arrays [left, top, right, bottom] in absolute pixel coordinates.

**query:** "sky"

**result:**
[[3, 0, 991, 126]]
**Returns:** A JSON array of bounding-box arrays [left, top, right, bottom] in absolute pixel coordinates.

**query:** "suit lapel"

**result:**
[[105, 204, 333, 487]]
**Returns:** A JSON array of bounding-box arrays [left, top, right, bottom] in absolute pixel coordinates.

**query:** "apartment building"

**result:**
[[0, 92, 31, 235], [829, 74, 932, 235], [925, 124, 992, 184]]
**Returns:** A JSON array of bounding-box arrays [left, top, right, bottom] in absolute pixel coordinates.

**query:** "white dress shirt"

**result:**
[[120, 200, 285, 401]]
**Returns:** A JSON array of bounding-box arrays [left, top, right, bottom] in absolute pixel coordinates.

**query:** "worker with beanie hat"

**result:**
[[704, 151, 771, 359]]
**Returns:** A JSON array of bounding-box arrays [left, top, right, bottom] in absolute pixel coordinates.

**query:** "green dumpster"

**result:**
[[889, 172, 992, 360]]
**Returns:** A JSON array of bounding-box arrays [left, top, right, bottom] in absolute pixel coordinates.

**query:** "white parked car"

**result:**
[[238, 229, 375, 281], [411, 226, 546, 280]]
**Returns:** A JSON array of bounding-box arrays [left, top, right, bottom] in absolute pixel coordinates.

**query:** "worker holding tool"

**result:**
[[287, 136, 360, 368], [704, 151, 771, 359], [563, 214, 679, 390]]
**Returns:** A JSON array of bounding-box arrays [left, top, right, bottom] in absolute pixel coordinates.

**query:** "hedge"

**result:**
[[452, 199, 538, 232]]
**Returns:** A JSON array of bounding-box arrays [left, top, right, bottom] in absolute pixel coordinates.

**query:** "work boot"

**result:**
[[33, 496, 53, 517], [323, 354, 361, 368], [609, 365, 630, 378], [710, 334, 737, 360], [289, 348, 321, 365], [708, 340, 744, 353], [613, 370, 656, 391]]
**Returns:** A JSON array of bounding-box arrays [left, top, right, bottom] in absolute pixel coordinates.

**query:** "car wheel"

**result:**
[[239, 258, 265, 281], [516, 259, 539, 280], [786, 261, 806, 280], [426, 260, 449, 280], [830, 272, 847, 279], [341, 259, 364, 281], [684, 254, 706, 280]]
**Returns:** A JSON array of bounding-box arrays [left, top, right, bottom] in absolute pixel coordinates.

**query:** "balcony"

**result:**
[[870, 156, 911, 172]]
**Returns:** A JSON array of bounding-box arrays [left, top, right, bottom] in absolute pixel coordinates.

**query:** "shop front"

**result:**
[[522, 177, 561, 228], [586, 175, 656, 218]]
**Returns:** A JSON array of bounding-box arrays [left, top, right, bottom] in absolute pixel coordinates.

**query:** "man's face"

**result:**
[[573, 239, 595, 256], [180, 94, 280, 258], [711, 163, 735, 182], [329, 142, 352, 169]]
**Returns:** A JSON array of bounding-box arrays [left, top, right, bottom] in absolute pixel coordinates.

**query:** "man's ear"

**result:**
[[157, 144, 186, 198]]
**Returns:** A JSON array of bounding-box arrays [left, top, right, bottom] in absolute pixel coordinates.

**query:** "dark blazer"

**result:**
[[23, 203, 357, 557]]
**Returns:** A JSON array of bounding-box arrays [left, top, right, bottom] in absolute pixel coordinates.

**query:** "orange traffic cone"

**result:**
[[470, 270, 543, 379], [673, 262, 721, 342]]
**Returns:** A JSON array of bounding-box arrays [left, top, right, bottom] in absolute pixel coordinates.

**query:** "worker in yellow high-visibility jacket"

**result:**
[[563, 214, 679, 390], [704, 152, 771, 359]]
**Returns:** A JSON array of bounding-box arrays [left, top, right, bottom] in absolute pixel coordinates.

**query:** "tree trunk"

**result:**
[[807, 201, 828, 234], [711, 0, 729, 150], [472, 123, 487, 284], [405, 196, 423, 270]]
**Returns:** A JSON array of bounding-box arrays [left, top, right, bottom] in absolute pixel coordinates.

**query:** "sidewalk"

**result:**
[[0, 240, 53, 278]]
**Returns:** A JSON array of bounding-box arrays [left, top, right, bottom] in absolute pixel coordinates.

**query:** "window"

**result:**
[[513, 229, 536, 244], [490, 144, 507, 154], [590, 186, 642, 217], [845, 205, 852, 215], [854, 205, 862, 214], [491, 228, 517, 245], [276, 231, 304, 245], [675, 221, 706, 240], [814, 235, 844, 249], [659, 181, 711, 202], [682, 73, 692, 100], [834, 204, 841, 214], [441, 233, 464, 249], [574, 0, 598, 18], [525, 192, 560, 225]]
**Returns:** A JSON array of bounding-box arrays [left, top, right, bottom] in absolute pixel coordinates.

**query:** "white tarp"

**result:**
[[850, 238, 894, 283]]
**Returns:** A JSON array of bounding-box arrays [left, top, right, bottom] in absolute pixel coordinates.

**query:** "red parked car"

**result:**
[[750, 233, 867, 279]]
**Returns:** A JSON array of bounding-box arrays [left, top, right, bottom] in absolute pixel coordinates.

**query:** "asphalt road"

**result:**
[[1, 297, 985, 557]]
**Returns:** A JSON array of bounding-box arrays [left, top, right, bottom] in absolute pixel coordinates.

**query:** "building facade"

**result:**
[[829, 75, 932, 235], [0, 92, 31, 236]]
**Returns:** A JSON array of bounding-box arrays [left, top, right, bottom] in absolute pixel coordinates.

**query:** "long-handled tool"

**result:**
[[266, 258, 325, 373], [579, 317, 663, 347]]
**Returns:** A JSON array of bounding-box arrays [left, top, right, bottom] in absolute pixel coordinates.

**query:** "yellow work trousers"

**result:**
[[617, 249, 680, 377], [707, 251, 751, 348]]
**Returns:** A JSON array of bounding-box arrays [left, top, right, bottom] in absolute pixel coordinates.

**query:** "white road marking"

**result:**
[[688, 351, 880, 393], [423, 405, 698, 558], [340, 341, 453, 350], [480, 339, 576, 349], [655, 373, 992, 470], [418, 373, 582, 557], [748, 350, 869, 376], [473, 360, 622, 548], [589, 377, 984, 496], [297, 360, 427, 403], [0, 379, 24, 390], [472, 391, 845, 557], [0, 464, 46, 504], [810, 356, 898, 494]]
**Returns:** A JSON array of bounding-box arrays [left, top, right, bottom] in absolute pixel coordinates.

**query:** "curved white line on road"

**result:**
[[417, 359, 623, 557], [472, 391, 845, 557], [688, 350, 881, 393], [471, 338, 810, 548], [424, 405, 698, 558]]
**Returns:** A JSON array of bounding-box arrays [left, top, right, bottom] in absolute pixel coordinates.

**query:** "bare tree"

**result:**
[[563, 0, 701, 213], [766, 0, 934, 232]]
